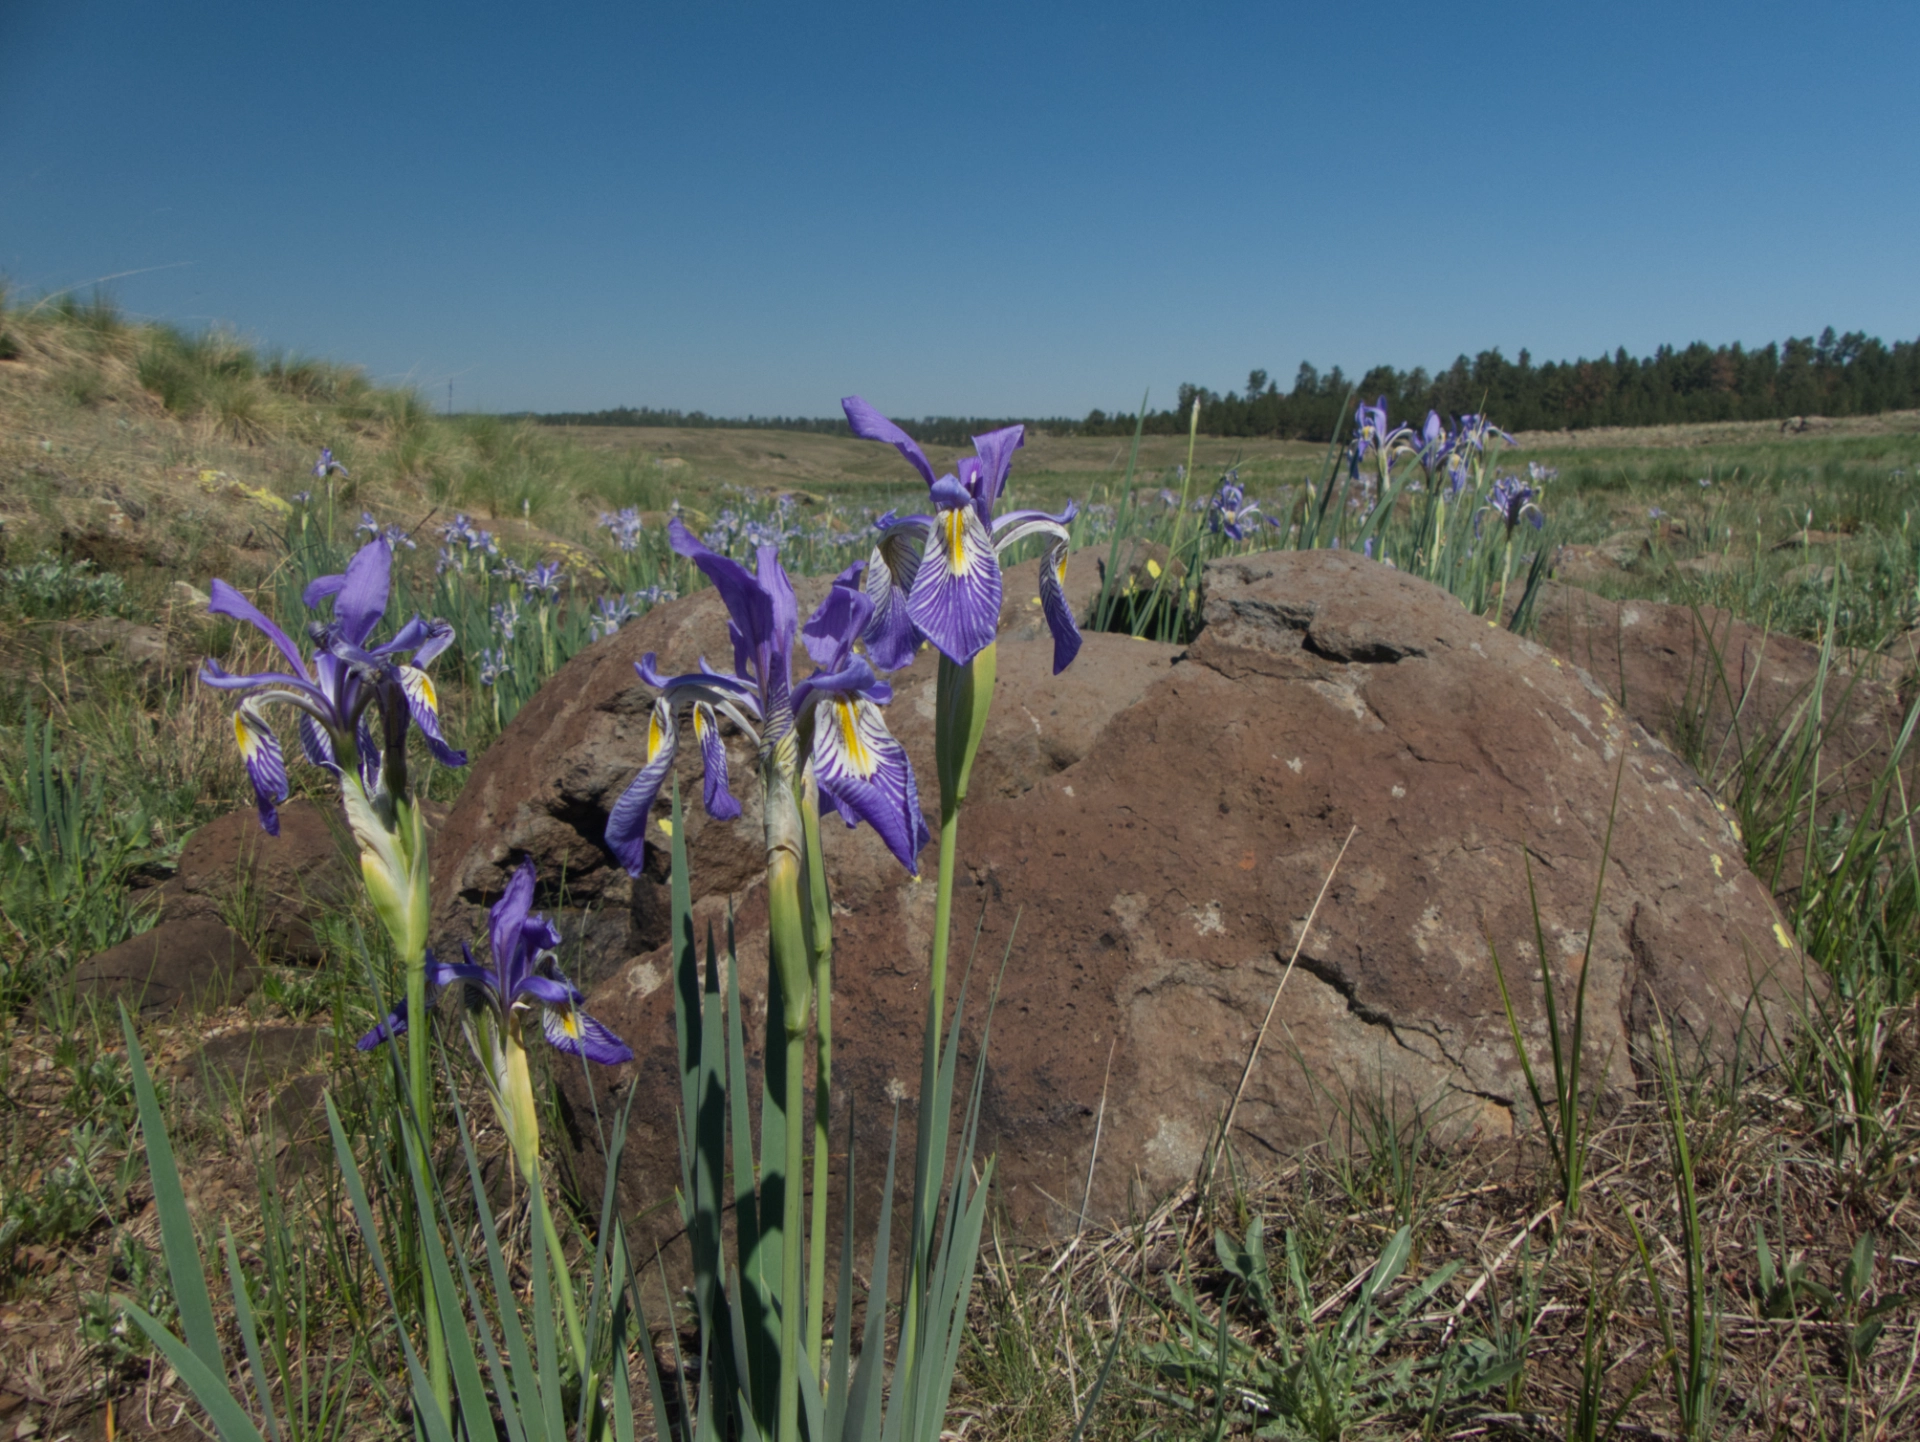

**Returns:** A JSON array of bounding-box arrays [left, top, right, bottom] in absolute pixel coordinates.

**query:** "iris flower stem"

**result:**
[[403, 958, 451, 1424], [904, 647, 995, 1388], [778, 1022, 807, 1442], [800, 792, 834, 1374], [1498, 533, 1517, 622], [901, 798, 959, 1383], [765, 788, 813, 1442]]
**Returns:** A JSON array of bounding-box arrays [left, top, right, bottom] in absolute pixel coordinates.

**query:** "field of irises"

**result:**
[[4, 292, 1920, 1439]]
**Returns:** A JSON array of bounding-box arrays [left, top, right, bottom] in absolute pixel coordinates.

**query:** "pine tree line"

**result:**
[[1093, 328, 1920, 440], [538, 327, 1920, 442]]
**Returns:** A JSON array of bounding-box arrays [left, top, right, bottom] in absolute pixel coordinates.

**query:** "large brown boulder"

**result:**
[[434, 549, 1813, 1245]]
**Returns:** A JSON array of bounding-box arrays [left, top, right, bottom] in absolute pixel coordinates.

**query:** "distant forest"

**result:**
[[537, 327, 1920, 444]]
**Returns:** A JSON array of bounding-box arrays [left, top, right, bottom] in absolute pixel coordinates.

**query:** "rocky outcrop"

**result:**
[[432, 549, 1814, 1244]]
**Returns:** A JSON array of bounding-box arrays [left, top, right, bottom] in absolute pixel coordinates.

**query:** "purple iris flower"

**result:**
[[1475, 476, 1544, 537], [1350, 397, 1416, 481], [198, 539, 465, 834], [604, 522, 927, 877], [356, 859, 632, 1065], [312, 448, 348, 480], [589, 593, 640, 640], [842, 397, 1082, 675], [598, 507, 645, 553], [1207, 472, 1262, 540], [527, 561, 564, 600], [1455, 414, 1517, 453], [1415, 411, 1446, 476]]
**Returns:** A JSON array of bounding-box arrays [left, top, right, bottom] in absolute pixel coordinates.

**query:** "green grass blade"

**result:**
[[222, 1229, 282, 1442], [529, 1194, 568, 1442], [393, 1094, 506, 1442], [725, 1265, 769, 1442], [121, 1006, 223, 1376], [125, 1306, 267, 1442], [1067, 1303, 1126, 1442], [444, 1087, 540, 1442], [724, 915, 775, 1424], [845, 1109, 900, 1442], [825, 1101, 858, 1441], [323, 1096, 460, 1442]]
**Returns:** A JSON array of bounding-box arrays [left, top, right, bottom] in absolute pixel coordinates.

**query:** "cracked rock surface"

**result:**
[[435, 548, 1810, 1245]]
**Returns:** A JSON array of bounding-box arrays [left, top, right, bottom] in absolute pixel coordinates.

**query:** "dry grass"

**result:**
[[960, 1027, 1920, 1439]]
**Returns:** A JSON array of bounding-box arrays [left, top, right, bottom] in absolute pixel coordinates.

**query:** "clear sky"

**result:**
[[4, 1, 1916, 419]]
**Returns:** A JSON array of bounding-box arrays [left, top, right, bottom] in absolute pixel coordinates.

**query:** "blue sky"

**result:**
[[4, 1, 1916, 418]]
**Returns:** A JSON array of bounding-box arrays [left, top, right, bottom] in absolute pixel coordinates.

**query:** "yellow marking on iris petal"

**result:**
[[836, 698, 876, 777], [1773, 922, 1794, 950], [412, 671, 438, 711], [562, 1010, 581, 1038], [647, 711, 666, 759], [943, 509, 973, 573], [234, 713, 258, 757]]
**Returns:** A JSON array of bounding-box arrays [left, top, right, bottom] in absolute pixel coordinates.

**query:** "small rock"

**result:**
[[169, 580, 212, 612], [82, 498, 132, 534], [1677, 553, 1732, 575], [1771, 529, 1849, 551], [49, 617, 167, 669], [1552, 543, 1628, 582], [160, 800, 354, 963], [180, 1024, 331, 1097], [68, 918, 259, 1017]]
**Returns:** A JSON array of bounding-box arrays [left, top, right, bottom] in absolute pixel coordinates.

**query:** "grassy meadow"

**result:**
[[5, 289, 1920, 1438]]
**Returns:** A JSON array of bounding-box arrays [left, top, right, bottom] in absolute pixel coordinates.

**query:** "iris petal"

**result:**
[[541, 1004, 634, 1064], [694, 703, 741, 821], [812, 692, 928, 874], [206, 580, 310, 679], [488, 861, 538, 998], [298, 714, 339, 773], [1037, 538, 1084, 675], [907, 503, 1001, 665], [234, 700, 290, 836], [356, 997, 407, 1049], [326, 540, 393, 648], [801, 562, 871, 670], [605, 697, 677, 875], [968, 424, 1025, 508], [841, 395, 936, 487], [862, 528, 924, 671], [516, 972, 582, 1009], [398, 664, 468, 767]]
